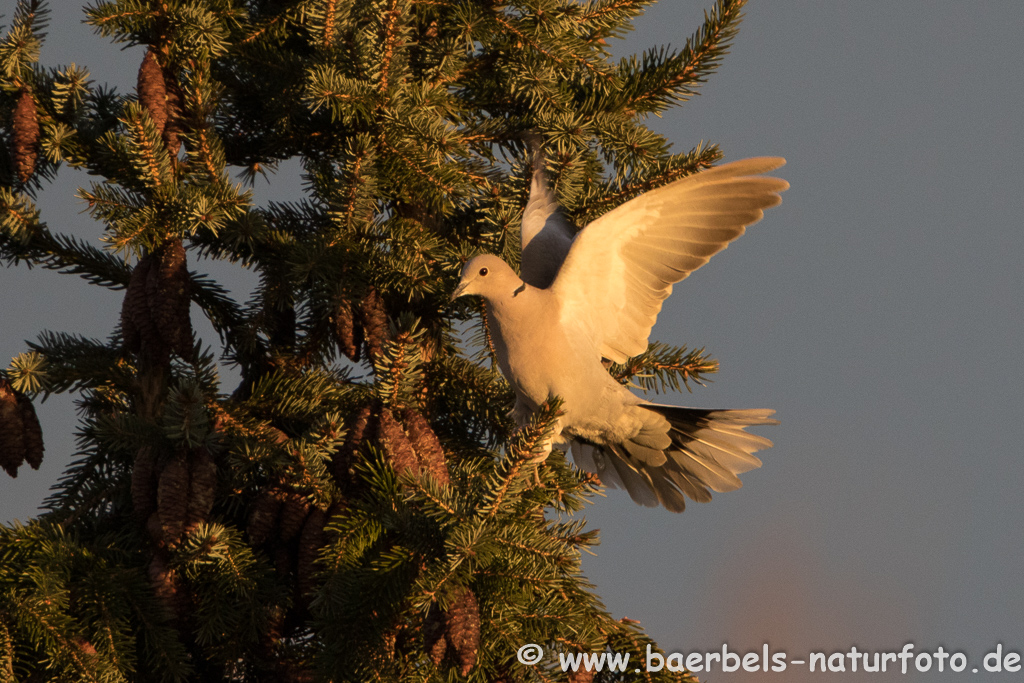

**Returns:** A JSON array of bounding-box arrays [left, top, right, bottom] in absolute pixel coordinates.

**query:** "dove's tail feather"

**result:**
[[570, 407, 777, 513]]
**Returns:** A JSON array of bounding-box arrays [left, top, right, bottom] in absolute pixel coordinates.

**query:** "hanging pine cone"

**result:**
[[445, 587, 481, 676], [296, 507, 327, 597], [377, 409, 418, 477], [147, 239, 193, 358], [247, 489, 284, 546], [568, 664, 596, 683], [11, 88, 39, 183], [277, 492, 311, 542], [14, 393, 43, 471], [162, 69, 184, 155], [278, 663, 315, 683], [137, 48, 168, 136], [185, 447, 217, 533], [1, 619, 13, 680], [273, 543, 294, 579], [357, 287, 388, 360], [0, 379, 26, 478], [157, 452, 189, 544], [148, 550, 184, 619], [332, 299, 361, 361], [401, 408, 449, 485], [146, 512, 166, 548], [332, 404, 375, 485], [131, 445, 159, 520], [424, 603, 448, 666], [121, 253, 166, 360]]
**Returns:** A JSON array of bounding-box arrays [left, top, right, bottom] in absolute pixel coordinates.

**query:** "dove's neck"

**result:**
[[485, 282, 537, 321]]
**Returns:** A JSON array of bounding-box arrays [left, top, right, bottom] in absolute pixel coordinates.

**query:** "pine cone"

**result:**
[[247, 489, 283, 545], [424, 603, 448, 665], [445, 587, 481, 676], [16, 399, 44, 471], [11, 88, 39, 183], [137, 48, 168, 136], [131, 445, 159, 520], [148, 551, 184, 619], [278, 663, 315, 683], [357, 287, 388, 360], [401, 408, 449, 485], [297, 507, 327, 596], [277, 492, 311, 542], [157, 453, 189, 544], [185, 447, 217, 532], [569, 665, 595, 683], [377, 409, 418, 477], [332, 405, 374, 485], [0, 379, 26, 478], [146, 512, 166, 548], [122, 253, 166, 360], [273, 543, 293, 579], [147, 239, 193, 358], [162, 69, 184, 155], [74, 637, 98, 660], [332, 299, 360, 361]]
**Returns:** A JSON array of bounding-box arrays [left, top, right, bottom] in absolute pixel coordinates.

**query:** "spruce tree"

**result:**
[[0, 0, 747, 680]]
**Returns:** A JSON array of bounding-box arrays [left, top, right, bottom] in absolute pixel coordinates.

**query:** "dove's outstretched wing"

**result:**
[[551, 157, 789, 363], [519, 134, 575, 288]]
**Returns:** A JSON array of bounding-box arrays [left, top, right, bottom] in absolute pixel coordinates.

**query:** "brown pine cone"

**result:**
[[278, 663, 315, 683], [569, 666, 595, 683], [0, 379, 26, 478], [148, 551, 184, 619], [131, 445, 159, 520], [400, 408, 449, 485], [332, 404, 374, 485], [146, 511, 166, 547], [273, 543, 293, 579], [424, 603, 448, 666], [12, 88, 39, 183], [247, 489, 284, 546], [73, 637, 97, 658], [157, 453, 189, 544], [445, 587, 481, 676], [296, 507, 327, 596], [277, 492, 311, 542], [333, 299, 361, 361], [357, 287, 388, 361], [377, 409, 418, 477], [185, 447, 217, 532], [162, 69, 184, 155], [137, 49, 168, 136], [1, 616, 12, 676], [148, 239, 193, 358], [16, 394, 43, 470], [122, 253, 166, 360]]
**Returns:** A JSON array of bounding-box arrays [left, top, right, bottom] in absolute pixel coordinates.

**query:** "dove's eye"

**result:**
[[479, 267, 488, 276]]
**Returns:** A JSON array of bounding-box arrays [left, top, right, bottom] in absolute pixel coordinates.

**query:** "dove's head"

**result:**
[[452, 254, 522, 302]]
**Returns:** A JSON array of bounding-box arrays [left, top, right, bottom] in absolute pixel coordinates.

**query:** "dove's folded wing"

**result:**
[[551, 157, 789, 363], [520, 135, 576, 288]]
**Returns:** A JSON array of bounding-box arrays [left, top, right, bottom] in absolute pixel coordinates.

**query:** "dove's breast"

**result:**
[[486, 288, 620, 419]]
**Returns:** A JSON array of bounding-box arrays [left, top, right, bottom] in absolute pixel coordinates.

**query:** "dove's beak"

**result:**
[[450, 281, 470, 302]]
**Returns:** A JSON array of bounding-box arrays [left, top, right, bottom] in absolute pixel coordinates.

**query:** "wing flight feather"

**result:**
[[551, 157, 789, 363]]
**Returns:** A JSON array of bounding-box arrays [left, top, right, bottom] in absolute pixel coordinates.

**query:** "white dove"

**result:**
[[452, 144, 788, 512]]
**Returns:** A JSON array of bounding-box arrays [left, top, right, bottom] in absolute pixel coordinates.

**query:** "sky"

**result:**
[[3, 2, 1024, 681]]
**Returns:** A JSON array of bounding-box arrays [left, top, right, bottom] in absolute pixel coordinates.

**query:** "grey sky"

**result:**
[[3, 2, 1023, 681]]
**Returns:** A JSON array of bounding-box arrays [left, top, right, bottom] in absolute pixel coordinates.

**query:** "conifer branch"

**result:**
[[377, 0, 402, 98], [610, 342, 719, 393]]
